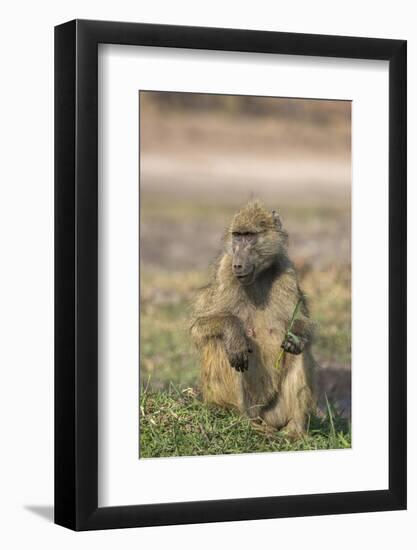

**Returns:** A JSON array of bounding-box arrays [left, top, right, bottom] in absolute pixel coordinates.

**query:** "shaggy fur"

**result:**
[[191, 201, 317, 437]]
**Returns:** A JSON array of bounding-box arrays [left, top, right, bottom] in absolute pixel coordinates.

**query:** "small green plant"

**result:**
[[275, 297, 302, 371]]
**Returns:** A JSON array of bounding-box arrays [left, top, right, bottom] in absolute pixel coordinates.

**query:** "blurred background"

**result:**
[[140, 91, 351, 417]]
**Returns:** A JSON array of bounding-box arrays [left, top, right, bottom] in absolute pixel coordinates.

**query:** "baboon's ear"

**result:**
[[271, 210, 282, 229]]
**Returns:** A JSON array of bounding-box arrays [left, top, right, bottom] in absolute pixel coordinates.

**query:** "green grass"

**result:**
[[140, 270, 203, 389], [140, 386, 351, 458], [139, 266, 351, 456], [303, 266, 351, 365]]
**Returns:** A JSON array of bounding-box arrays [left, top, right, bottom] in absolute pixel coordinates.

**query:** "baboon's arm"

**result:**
[[269, 273, 315, 355], [190, 315, 233, 342], [191, 314, 250, 372]]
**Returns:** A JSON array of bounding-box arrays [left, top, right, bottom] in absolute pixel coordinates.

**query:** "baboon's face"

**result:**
[[231, 232, 261, 286], [228, 204, 286, 286]]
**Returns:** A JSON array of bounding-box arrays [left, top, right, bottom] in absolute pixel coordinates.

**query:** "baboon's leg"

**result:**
[[261, 353, 314, 434], [200, 338, 243, 410], [240, 350, 278, 420]]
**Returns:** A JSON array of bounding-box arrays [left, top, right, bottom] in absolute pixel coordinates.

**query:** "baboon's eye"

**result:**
[[232, 232, 258, 243]]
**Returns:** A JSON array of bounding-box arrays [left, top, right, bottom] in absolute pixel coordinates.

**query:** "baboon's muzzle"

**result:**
[[232, 250, 255, 284]]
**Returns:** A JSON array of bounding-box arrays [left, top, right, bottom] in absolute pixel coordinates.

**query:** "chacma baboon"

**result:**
[[191, 201, 317, 437]]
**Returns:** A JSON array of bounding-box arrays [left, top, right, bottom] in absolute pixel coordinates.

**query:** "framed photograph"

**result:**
[[55, 19, 406, 530]]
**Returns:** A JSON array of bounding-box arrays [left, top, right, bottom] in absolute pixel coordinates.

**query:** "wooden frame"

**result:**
[[55, 19, 407, 530]]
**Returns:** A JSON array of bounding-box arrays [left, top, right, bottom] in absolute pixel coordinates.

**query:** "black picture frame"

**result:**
[[55, 19, 407, 531]]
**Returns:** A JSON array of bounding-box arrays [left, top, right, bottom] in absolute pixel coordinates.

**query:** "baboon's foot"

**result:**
[[251, 417, 277, 436], [279, 419, 306, 441]]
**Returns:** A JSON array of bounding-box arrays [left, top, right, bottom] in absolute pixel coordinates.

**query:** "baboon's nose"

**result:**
[[233, 263, 243, 272]]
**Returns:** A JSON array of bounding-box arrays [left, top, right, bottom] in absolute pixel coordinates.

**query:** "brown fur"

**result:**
[[191, 201, 317, 437]]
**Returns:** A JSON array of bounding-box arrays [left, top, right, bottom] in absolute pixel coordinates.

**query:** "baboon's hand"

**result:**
[[222, 318, 250, 372], [227, 349, 249, 372], [224, 333, 249, 372], [281, 331, 307, 355]]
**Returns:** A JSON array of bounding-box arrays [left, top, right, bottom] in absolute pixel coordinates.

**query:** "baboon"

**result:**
[[191, 201, 316, 437]]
